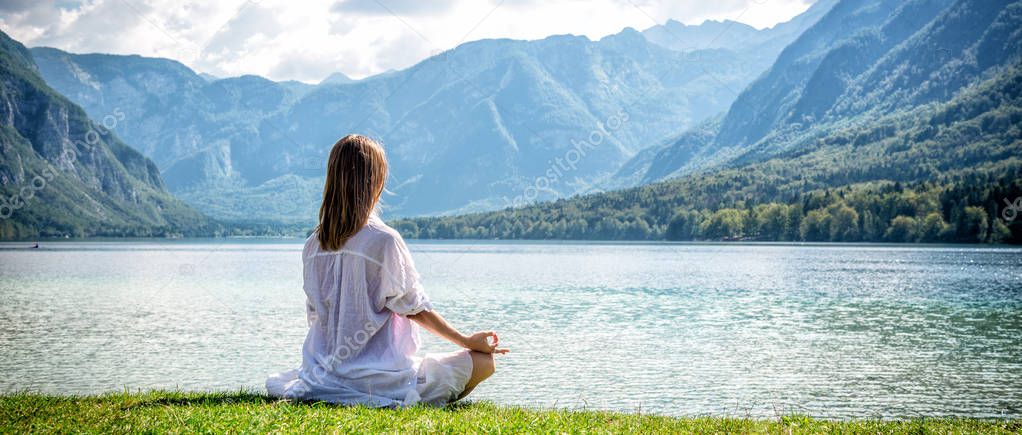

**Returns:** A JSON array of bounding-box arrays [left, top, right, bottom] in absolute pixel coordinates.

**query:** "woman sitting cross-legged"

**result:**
[[266, 134, 508, 406]]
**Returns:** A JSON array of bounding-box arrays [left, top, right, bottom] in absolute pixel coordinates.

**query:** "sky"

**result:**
[[0, 0, 815, 83]]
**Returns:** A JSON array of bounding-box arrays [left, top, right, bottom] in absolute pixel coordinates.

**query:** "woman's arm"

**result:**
[[407, 310, 509, 354]]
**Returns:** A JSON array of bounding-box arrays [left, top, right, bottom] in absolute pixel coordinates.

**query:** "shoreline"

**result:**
[[1, 238, 1020, 249], [1, 391, 1018, 434]]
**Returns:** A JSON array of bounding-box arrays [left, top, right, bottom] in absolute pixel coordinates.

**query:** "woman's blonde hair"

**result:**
[[317, 134, 388, 251]]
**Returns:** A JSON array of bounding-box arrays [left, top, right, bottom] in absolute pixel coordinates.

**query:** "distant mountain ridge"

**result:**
[[319, 72, 354, 85], [642, 0, 837, 55], [0, 30, 209, 239], [27, 1, 834, 223]]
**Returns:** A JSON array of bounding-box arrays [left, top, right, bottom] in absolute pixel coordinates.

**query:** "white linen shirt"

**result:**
[[270, 215, 434, 406]]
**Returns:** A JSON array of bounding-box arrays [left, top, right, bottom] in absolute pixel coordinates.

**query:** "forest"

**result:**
[[392, 167, 1021, 243]]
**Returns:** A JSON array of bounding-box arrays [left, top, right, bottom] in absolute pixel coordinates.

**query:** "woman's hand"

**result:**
[[408, 310, 509, 354], [459, 331, 509, 354]]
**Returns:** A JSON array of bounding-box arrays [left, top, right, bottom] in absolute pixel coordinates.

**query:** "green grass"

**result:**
[[0, 391, 1018, 434]]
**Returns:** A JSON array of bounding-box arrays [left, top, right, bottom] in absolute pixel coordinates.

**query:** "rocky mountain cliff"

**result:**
[[0, 30, 209, 239]]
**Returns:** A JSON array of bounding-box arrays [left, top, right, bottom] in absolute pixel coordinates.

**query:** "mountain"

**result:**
[[280, 31, 760, 217], [29, 35, 749, 222], [624, 0, 1022, 183], [642, 0, 837, 58], [715, 0, 956, 154], [0, 30, 211, 239], [642, 19, 763, 52], [617, 0, 914, 183], [396, 0, 1022, 243], [319, 72, 354, 86], [635, 0, 838, 120], [27, 3, 832, 223], [29, 49, 306, 182]]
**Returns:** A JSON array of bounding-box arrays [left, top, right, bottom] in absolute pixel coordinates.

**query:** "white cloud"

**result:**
[[0, 0, 815, 83], [330, 0, 459, 16]]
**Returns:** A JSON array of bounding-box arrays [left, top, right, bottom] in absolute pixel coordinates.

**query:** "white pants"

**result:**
[[266, 349, 473, 407]]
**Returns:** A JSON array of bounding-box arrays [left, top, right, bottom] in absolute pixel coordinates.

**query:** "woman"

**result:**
[[267, 134, 508, 406]]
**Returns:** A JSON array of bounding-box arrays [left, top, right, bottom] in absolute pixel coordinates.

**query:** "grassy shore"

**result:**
[[1, 391, 1017, 434]]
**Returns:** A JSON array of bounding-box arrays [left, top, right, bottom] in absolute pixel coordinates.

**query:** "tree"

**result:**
[[800, 208, 831, 241], [885, 216, 918, 242], [918, 212, 951, 242], [861, 210, 882, 241], [666, 210, 699, 241], [626, 217, 652, 239], [754, 203, 789, 240], [785, 204, 803, 241], [701, 208, 746, 239], [990, 218, 1011, 243], [957, 206, 989, 242], [827, 202, 860, 242]]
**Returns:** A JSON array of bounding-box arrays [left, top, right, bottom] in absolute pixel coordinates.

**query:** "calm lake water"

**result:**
[[0, 240, 1020, 419]]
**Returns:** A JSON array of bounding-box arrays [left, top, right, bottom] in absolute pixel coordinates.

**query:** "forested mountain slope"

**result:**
[[627, 0, 1021, 184], [396, 0, 1022, 243], [0, 31, 210, 239]]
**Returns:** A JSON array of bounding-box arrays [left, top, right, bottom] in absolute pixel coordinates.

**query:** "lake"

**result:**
[[0, 240, 1020, 419]]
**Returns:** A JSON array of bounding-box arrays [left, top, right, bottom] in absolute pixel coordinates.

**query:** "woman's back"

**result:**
[[272, 216, 433, 405], [267, 134, 504, 407]]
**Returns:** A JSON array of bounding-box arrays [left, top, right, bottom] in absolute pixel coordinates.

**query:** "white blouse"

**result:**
[[268, 215, 434, 406]]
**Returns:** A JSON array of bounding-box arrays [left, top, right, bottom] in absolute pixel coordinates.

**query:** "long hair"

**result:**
[[317, 134, 388, 251]]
